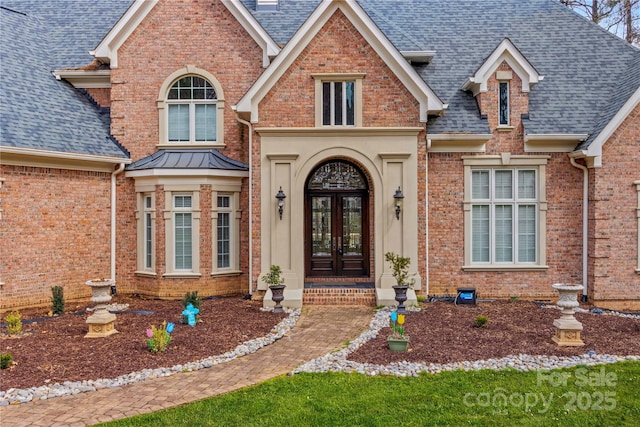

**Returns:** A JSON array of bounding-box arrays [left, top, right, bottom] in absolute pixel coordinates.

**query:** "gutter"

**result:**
[[111, 163, 126, 288], [569, 156, 589, 302], [233, 108, 254, 296]]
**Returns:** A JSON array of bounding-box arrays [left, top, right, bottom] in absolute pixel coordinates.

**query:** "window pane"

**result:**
[[145, 212, 152, 269], [174, 195, 192, 208], [472, 171, 490, 199], [495, 205, 513, 262], [518, 205, 536, 262], [168, 104, 189, 141], [518, 170, 536, 199], [195, 104, 216, 141], [499, 82, 509, 125], [346, 81, 355, 125], [494, 170, 513, 199], [217, 196, 230, 208], [217, 212, 230, 268], [322, 82, 331, 126], [175, 212, 192, 270], [334, 82, 343, 125], [472, 205, 490, 262]]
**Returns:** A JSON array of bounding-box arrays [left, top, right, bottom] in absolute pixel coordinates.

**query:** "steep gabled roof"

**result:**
[[242, 0, 639, 149], [235, 0, 445, 123], [0, 4, 129, 161]]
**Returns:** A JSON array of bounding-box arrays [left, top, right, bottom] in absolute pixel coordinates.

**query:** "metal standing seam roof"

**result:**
[[126, 149, 249, 171]]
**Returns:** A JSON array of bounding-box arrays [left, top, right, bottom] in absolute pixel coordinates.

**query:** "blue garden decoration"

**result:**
[[182, 303, 200, 327]]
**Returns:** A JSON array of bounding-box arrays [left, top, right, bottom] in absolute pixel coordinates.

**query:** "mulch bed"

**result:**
[[0, 295, 286, 390], [1, 298, 639, 392], [347, 300, 640, 365]]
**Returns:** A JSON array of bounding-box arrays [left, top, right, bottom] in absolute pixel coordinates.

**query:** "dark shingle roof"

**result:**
[[0, 2, 132, 159], [126, 149, 249, 171], [242, 0, 640, 145]]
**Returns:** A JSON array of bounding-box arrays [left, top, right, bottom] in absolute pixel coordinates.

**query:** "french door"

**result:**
[[305, 161, 369, 277]]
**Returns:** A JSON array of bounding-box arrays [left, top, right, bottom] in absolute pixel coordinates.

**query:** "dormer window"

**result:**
[[499, 81, 509, 126], [313, 73, 364, 127]]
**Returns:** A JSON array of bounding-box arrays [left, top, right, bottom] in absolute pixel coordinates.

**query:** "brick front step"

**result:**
[[302, 287, 376, 306]]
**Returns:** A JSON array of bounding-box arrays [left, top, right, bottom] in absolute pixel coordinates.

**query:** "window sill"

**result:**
[[162, 272, 202, 279], [157, 142, 225, 149], [462, 265, 549, 272], [496, 126, 515, 132], [210, 270, 242, 277], [135, 271, 157, 277]]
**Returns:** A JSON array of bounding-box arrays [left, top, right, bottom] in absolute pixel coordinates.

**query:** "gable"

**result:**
[[236, 0, 444, 123], [257, 9, 422, 128]]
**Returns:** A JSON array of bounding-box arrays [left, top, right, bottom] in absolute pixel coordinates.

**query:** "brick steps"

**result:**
[[302, 287, 376, 306]]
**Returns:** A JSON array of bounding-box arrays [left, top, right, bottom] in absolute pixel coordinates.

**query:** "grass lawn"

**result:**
[[101, 361, 640, 426]]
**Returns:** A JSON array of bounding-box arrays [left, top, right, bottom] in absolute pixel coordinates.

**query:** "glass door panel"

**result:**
[[341, 196, 362, 256], [311, 197, 332, 257]]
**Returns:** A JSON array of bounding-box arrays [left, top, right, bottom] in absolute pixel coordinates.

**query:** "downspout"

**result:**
[[111, 163, 126, 290], [425, 135, 431, 297], [233, 108, 254, 296], [570, 157, 589, 302]]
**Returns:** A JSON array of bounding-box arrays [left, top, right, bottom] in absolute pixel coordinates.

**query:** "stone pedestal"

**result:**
[[85, 279, 118, 338], [551, 283, 584, 346]]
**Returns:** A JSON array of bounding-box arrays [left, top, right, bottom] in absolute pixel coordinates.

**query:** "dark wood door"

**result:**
[[306, 192, 368, 277]]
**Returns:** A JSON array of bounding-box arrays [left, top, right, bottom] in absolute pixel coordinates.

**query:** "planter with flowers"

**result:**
[[388, 311, 409, 352], [385, 252, 414, 315], [262, 265, 286, 313]]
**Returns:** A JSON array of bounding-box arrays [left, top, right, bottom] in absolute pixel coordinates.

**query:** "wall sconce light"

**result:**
[[276, 187, 286, 220], [393, 186, 404, 220]]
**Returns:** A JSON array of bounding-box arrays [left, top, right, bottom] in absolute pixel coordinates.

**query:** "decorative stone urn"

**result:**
[[392, 285, 409, 315], [551, 283, 584, 346], [85, 279, 118, 338]]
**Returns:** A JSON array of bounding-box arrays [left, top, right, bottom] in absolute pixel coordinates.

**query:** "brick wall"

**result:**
[[427, 62, 583, 301], [0, 165, 112, 311], [109, 0, 263, 300], [589, 103, 640, 310]]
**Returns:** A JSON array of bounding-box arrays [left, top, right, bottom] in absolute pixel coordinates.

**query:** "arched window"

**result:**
[[157, 66, 225, 147], [168, 76, 217, 142]]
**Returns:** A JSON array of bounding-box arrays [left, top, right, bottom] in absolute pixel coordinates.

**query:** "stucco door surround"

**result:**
[[258, 128, 422, 308]]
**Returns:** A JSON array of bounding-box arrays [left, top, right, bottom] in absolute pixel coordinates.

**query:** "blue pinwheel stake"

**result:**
[[182, 303, 200, 327]]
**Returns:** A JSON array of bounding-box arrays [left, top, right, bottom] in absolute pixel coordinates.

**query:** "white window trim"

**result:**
[[164, 187, 201, 277], [313, 73, 364, 127], [135, 192, 156, 276], [211, 192, 242, 275], [157, 65, 225, 148], [462, 155, 549, 271], [635, 180, 640, 273]]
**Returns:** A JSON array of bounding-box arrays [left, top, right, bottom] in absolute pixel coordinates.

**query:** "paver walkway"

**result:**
[[0, 306, 372, 426]]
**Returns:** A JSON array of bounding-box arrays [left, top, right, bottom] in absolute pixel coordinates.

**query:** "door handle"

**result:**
[[338, 237, 343, 255], [332, 237, 336, 252]]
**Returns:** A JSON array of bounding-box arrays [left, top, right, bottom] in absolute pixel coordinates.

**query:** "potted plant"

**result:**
[[387, 311, 409, 351], [262, 265, 286, 313], [385, 252, 414, 314]]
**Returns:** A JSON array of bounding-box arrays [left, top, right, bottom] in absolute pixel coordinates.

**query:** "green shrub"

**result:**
[[181, 290, 201, 310], [51, 286, 65, 315], [475, 315, 488, 328], [0, 352, 13, 369], [4, 311, 22, 335]]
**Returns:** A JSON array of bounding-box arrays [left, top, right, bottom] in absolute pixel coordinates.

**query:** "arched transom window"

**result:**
[[167, 76, 218, 143]]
